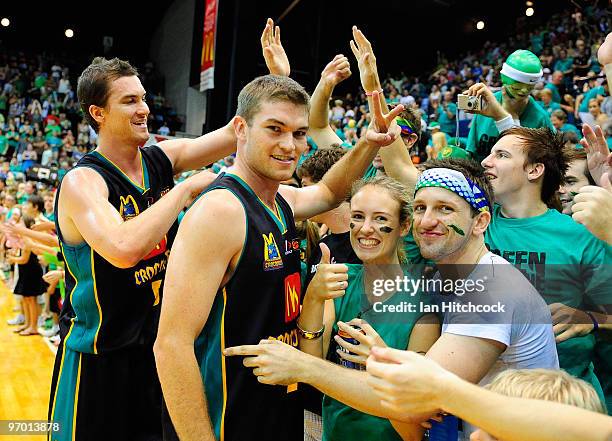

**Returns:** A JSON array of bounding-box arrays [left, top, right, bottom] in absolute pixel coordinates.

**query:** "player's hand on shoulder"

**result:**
[[180, 170, 219, 208]]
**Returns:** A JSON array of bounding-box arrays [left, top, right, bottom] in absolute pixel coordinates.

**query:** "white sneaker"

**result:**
[[7, 314, 25, 325], [39, 324, 60, 337]]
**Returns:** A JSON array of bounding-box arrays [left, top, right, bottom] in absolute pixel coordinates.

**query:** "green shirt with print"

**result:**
[[485, 205, 611, 402], [322, 264, 430, 441], [467, 91, 555, 162]]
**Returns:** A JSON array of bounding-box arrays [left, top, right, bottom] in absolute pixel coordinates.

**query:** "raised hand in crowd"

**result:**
[[350, 26, 382, 94], [319, 54, 352, 91], [580, 124, 612, 189], [350, 26, 418, 187], [365, 90, 403, 148], [309, 54, 352, 148], [261, 18, 290, 77]]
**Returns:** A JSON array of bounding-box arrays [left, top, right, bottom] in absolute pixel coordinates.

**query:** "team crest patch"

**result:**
[[119, 195, 140, 220], [263, 233, 284, 271]]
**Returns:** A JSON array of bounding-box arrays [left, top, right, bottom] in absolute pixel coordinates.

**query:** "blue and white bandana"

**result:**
[[415, 168, 490, 213]]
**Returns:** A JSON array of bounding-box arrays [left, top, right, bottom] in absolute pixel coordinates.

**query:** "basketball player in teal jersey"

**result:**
[[155, 75, 404, 441], [48, 57, 239, 441]]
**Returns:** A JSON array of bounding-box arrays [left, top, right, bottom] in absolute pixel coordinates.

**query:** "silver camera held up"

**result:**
[[457, 94, 488, 112]]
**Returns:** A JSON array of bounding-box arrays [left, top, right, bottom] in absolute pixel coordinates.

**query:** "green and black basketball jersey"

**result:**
[[55, 146, 178, 354], [196, 173, 303, 441]]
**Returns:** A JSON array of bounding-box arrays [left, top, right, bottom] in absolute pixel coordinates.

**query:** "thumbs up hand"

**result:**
[[304, 243, 349, 302]]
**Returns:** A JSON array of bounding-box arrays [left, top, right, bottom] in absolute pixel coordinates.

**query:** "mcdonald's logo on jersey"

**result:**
[[143, 235, 168, 260], [284, 272, 301, 323], [263, 232, 283, 271], [119, 195, 140, 220]]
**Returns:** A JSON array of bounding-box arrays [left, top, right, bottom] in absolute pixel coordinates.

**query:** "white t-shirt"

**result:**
[[441, 252, 559, 386]]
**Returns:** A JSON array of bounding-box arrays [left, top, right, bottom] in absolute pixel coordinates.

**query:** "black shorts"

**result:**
[[49, 288, 62, 315], [48, 341, 162, 441]]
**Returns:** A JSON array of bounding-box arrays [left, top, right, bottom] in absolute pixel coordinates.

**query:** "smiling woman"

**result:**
[[294, 174, 440, 441]]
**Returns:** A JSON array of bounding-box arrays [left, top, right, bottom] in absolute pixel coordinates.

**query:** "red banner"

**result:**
[[200, 0, 218, 91]]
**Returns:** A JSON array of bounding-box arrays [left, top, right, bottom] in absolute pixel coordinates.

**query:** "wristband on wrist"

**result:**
[[495, 115, 519, 132], [296, 321, 325, 340], [365, 89, 383, 97], [585, 311, 599, 332]]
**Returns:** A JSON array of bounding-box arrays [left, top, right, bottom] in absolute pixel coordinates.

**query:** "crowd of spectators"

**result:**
[[292, 5, 611, 166]]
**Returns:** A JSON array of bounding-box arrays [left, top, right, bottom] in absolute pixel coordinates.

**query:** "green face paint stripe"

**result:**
[[349, 223, 355, 229], [448, 224, 465, 236]]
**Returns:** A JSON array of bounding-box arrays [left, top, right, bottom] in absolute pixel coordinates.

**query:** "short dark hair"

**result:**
[[236, 75, 310, 124], [499, 127, 569, 205], [77, 57, 139, 133], [297, 147, 346, 183], [27, 194, 44, 214], [420, 158, 494, 216]]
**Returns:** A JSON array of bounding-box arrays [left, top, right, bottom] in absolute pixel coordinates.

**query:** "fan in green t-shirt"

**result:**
[[466, 50, 555, 162], [482, 127, 611, 406], [0, 130, 8, 156]]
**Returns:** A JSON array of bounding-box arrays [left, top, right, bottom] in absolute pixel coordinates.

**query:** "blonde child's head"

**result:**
[[470, 369, 605, 441]]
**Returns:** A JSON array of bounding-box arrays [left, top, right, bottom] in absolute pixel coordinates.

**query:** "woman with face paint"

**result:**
[[292, 175, 441, 441]]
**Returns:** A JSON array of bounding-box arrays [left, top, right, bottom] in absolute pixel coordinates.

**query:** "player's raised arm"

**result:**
[[280, 99, 404, 221], [350, 26, 418, 188], [157, 119, 237, 174]]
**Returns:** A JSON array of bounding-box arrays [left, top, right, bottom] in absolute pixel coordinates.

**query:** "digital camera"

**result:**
[[457, 94, 488, 112]]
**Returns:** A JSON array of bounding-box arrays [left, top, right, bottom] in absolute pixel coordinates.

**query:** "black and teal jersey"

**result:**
[[54, 145, 178, 354], [195, 173, 303, 441]]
